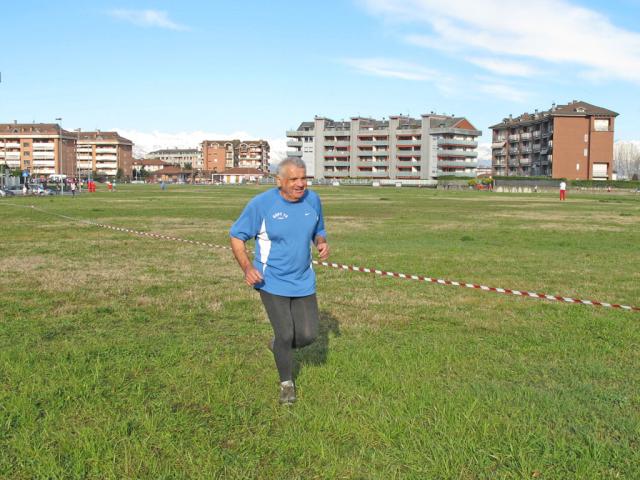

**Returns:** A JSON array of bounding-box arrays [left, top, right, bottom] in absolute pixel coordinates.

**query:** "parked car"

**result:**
[[0, 188, 16, 197], [31, 185, 55, 196], [4, 186, 25, 195]]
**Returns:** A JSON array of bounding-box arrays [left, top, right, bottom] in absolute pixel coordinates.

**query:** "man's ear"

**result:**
[[276, 176, 282, 187]]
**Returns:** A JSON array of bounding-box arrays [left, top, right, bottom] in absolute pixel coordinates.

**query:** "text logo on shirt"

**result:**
[[272, 212, 288, 220]]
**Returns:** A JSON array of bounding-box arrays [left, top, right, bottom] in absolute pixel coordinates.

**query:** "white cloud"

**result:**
[[465, 57, 540, 77], [107, 9, 189, 31], [475, 141, 492, 167], [114, 129, 287, 165], [343, 57, 441, 81], [479, 83, 529, 103], [362, 0, 640, 84]]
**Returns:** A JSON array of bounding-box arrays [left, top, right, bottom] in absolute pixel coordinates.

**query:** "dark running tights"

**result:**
[[259, 291, 319, 382]]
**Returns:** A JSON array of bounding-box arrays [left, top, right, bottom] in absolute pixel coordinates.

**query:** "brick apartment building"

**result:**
[[490, 100, 618, 180], [201, 140, 270, 172], [77, 131, 133, 178], [0, 123, 77, 177], [286, 114, 480, 181]]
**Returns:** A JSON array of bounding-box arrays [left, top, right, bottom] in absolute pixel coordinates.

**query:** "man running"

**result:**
[[230, 158, 329, 404]]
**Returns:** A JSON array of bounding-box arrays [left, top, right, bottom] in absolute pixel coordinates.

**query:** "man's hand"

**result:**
[[244, 265, 264, 286], [316, 242, 330, 261]]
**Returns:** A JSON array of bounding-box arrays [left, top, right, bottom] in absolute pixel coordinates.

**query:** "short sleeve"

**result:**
[[311, 193, 327, 240], [230, 198, 262, 241]]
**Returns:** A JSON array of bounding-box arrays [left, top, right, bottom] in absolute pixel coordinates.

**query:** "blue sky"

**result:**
[[2, 0, 640, 160]]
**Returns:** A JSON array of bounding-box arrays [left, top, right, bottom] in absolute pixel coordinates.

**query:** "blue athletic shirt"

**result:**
[[230, 188, 327, 297]]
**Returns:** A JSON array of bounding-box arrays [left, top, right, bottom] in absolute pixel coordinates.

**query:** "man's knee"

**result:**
[[296, 328, 318, 348], [274, 329, 294, 347]]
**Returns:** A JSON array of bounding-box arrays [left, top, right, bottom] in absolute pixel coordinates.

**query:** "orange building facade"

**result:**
[[490, 101, 618, 180]]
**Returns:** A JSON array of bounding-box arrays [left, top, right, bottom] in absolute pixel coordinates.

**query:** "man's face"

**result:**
[[277, 165, 307, 201]]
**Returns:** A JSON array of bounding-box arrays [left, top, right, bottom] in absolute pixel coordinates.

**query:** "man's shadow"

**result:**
[[293, 310, 340, 380]]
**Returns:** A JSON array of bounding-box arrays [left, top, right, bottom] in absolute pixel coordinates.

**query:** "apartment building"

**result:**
[[77, 131, 133, 178], [490, 100, 618, 180], [132, 158, 167, 173], [201, 140, 270, 172], [145, 149, 203, 170], [286, 114, 480, 181], [0, 123, 76, 177]]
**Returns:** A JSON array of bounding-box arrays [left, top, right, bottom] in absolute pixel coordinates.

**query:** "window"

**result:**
[[23, 142, 29, 147], [584, 148, 588, 157], [594, 119, 609, 131], [23, 151, 30, 156]]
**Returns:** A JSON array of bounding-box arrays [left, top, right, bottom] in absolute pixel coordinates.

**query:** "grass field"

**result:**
[[1, 184, 639, 479]]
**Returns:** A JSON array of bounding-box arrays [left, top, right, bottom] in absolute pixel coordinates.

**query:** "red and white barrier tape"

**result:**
[[89, 221, 639, 313], [2, 204, 636, 313]]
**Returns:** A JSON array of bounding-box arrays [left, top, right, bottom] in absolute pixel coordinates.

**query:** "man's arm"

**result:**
[[230, 237, 263, 286], [314, 235, 330, 261]]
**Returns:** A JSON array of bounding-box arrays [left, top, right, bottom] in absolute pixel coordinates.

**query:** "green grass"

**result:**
[[1, 185, 639, 479]]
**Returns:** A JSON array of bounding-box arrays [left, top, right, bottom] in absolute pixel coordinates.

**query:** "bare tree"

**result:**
[[614, 142, 640, 179]]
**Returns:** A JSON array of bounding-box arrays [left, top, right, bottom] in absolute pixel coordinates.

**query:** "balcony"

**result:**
[[5, 152, 20, 159], [509, 148, 519, 154], [520, 158, 531, 165], [520, 132, 532, 140], [532, 144, 541, 152], [508, 135, 519, 142], [355, 170, 390, 177], [96, 148, 117, 154], [286, 130, 314, 137], [324, 160, 351, 167], [533, 131, 541, 138], [287, 150, 303, 157], [521, 146, 532, 154], [324, 150, 349, 158], [439, 138, 479, 148], [286, 140, 302, 148], [5, 142, 20, 148], [358, 160, 389, 167], [32, 167, 55, 174], [358, 140, 388, 146], [32, 160, 55, 167], [76, 155, 93, 160], [33, 152, 55, 159], [396, 139, 421, 145], [438, 160, 479, 168], [32, 143, 55, 151], [491, 142, 506, 149], [437, 149, 478, 157], [96, 154, 117, 161], [324, 140, 351, 147], [494, 149, 506, 156]]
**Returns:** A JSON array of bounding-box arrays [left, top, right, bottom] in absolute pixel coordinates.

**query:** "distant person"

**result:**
[[112, 180, 117, 191], [160, 180, 166, 191], [107, 181, 113, 192], [70, 181, 76, 197], [22, 184, 27, 196], [559, 180, 567, 201], [230, 158, 329, 405]]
